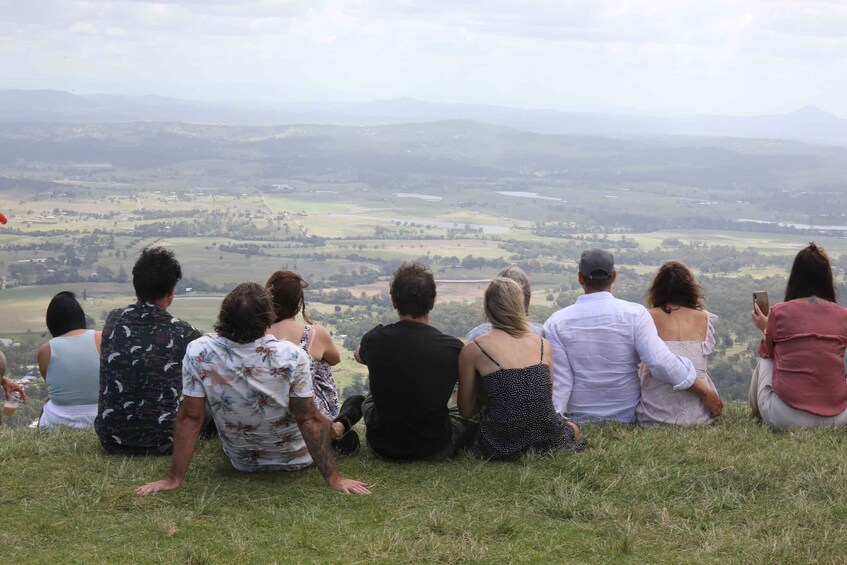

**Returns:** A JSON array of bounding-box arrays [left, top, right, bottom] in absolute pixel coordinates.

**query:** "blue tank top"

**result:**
[[46, 330, 100, 406]]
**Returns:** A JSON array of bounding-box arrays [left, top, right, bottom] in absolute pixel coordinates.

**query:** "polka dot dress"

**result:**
[[474, 339, 586, 461]]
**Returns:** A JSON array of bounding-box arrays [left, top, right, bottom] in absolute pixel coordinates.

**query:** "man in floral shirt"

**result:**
[[136, 282, 370, 495], [94, 247, 201, 455]]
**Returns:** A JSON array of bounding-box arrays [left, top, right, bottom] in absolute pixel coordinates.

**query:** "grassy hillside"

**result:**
[[3, 404, 846, 564]]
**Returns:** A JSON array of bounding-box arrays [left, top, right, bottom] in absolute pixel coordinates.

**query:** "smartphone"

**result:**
[[753, 291, 769, 316]]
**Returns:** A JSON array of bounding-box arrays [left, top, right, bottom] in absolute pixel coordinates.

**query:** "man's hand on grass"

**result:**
[[329, 476, 371, 495], [136, 478, 181, 496]]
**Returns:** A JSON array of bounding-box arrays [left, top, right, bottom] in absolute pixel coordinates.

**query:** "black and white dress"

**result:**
[[473, 337, 586, 460]]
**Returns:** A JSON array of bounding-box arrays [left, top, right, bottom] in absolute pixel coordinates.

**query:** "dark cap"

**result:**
[[579, 248, 615, 279]]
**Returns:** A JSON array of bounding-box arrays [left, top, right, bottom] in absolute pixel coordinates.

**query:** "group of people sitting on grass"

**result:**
[[5, 241, 846, 496]]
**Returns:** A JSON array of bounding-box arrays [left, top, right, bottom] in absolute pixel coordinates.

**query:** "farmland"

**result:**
[[1, 120, 847, 415]]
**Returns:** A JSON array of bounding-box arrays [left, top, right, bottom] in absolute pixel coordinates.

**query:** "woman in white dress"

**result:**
[[636, 261, 721, 425]]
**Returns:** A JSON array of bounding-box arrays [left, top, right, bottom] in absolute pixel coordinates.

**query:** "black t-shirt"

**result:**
[[359, 320, 463, 460]]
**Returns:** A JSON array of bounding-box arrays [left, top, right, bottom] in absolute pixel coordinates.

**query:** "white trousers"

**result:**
[[749, 359, 847, 430], [39, 400, 97, 429]]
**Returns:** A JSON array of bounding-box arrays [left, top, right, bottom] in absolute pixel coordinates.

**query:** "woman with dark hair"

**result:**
[[458, 277, 584, 460], [37, 291, 101, 428], [636, 261, 721, 425], [750, 243, 847, 429], [266, 271, 341, 419], [266, 271, 362, 453]]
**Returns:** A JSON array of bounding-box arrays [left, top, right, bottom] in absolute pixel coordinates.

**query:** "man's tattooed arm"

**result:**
[[290, 396, 339, 483]]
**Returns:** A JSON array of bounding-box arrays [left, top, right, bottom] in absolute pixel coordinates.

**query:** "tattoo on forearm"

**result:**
[[302, 416, 336, 481]]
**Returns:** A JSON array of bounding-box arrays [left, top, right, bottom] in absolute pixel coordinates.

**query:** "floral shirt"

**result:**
[[94, 301, 201, 454], [182, 333, 314, 472]]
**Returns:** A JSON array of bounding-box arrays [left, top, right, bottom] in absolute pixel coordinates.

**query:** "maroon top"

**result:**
[[759, 299, 847, 416]]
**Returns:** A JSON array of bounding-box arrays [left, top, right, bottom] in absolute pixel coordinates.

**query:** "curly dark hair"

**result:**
[[46, 291, 87, 337], [265, 270, 312, 324], [785, 242, 836, 302], [133, 246, 182, 302], [214, 282, 275, 344], [390, 262, 436, 318], [647, 261, 704, 313]]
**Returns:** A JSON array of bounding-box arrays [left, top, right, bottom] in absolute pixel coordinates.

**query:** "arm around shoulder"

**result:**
[[634, 309, 695, 390]]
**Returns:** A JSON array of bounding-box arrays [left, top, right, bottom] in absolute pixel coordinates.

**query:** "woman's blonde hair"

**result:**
[[484, 277, 530, 337]]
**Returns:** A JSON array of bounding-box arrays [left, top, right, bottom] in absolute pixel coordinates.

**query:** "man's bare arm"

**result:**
[[136, 396, 205, 495], [289, 396, 370, 494], [688, 378, 723, 418]]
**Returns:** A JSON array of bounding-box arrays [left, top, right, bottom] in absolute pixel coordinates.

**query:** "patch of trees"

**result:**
[[7, 257, 127, 286], [616, 243, 790, 274], [218, 243, 266, 256], [131, 208, 203, 220], [311, 268, 382, 290]]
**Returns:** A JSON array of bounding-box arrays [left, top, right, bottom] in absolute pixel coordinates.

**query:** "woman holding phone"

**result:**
[[750, 243, 847, 429]]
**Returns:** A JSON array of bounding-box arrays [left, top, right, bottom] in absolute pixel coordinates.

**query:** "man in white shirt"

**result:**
[[544, 249, 723, 424]]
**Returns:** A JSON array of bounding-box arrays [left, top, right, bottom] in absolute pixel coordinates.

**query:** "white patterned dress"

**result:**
[[299, 325, 340, 420], [182, 333, 314, 472], [636, 311, 719, 426]]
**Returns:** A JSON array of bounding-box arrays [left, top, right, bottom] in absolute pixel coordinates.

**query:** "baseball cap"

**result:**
[[579, 248, 614, 279]]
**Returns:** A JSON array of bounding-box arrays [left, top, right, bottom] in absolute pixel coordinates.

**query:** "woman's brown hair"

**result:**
[[647, 261, 704, 313], [265, 270, 312, 324], [784, 242, 836, 302]]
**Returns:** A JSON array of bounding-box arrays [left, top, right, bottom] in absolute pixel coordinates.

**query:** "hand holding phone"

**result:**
[[753, 291, 769, 316], [752, 291, 769, 333]]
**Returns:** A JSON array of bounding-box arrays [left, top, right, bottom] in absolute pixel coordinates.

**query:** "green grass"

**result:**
[[5, 404, 847, 563]]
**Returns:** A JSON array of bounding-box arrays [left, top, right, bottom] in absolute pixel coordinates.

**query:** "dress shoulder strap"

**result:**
[[540, 336, 545, 363], [300, 325, 312, 351], [473, 339, 502, 370]]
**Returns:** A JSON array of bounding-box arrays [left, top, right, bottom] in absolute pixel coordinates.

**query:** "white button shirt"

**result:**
[[543, 292, 696, 424]]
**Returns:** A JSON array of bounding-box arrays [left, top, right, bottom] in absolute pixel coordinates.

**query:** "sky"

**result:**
[[2, 0, 847, 116]]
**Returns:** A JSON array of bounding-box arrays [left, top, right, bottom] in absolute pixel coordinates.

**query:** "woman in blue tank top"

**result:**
[[37, 291, 102, 428]]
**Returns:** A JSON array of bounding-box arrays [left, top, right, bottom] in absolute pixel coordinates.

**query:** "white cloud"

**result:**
[[1, 0, 846, 115]]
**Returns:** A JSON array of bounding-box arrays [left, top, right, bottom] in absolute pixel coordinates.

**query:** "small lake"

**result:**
[[738, 218, 847, 231], [496, 191, 563, 202], [395, 193, 443, 201]]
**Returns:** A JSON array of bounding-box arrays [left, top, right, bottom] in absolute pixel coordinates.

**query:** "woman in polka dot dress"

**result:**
[[457, 277, 586, 460]]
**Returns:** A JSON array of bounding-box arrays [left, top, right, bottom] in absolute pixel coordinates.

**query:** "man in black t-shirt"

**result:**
[[355, 262, 474, 460]]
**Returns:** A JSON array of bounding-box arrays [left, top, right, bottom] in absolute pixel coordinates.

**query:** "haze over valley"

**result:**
[[1, 108, 846, 412]]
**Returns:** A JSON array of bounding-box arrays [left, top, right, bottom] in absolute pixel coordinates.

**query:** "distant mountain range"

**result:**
[[1, 89, 846, 147]]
